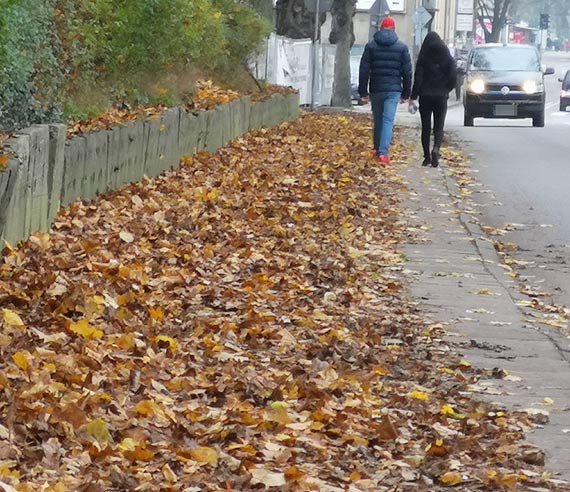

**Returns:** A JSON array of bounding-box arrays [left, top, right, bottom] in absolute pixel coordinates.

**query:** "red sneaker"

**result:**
[[377, 154, 390, 165]]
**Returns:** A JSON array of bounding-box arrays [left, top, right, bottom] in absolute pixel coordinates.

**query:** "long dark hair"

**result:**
[[417, 31, 451, 63]]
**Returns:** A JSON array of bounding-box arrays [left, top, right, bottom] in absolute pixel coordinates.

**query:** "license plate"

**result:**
[[494, 104, 517, 116]]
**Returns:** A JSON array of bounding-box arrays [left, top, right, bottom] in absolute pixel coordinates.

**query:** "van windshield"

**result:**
[[470, 47, 540, 71]]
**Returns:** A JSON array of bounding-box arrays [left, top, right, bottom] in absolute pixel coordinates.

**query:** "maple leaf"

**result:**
[[84, 419, 111, 449], [2, 309, 24, 328], [68, 320, 104, 340]]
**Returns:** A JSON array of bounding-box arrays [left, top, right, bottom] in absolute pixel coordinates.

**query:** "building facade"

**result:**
[[322, 0, 469, 61]]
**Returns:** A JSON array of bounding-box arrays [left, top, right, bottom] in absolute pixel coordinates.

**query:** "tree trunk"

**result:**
[[329, 0, 355, 107], [276, 0, 324, 39]]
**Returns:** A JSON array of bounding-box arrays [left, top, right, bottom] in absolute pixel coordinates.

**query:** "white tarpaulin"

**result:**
[[250, 34, 336, 106]]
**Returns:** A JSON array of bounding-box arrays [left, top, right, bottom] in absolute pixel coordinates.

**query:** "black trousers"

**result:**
[[419, 95, 448, 158]]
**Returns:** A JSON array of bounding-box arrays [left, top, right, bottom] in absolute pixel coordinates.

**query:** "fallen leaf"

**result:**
[[12, 351, 30, 371], [69, 320, 104, 340], [85, 418, 111, 448], [440, 471, 462, 486], [250, 469, 286, 487], [189, 447, 218, 466], [409, 390, 429, 401], [119, 231, 134, 243], [2, 309, 24, 328]]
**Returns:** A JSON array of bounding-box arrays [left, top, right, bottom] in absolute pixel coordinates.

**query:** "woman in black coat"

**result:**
[[410, 32, 457, 167]]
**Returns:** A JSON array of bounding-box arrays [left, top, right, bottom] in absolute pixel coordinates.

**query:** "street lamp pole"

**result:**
[[310, 0, 321, 110]]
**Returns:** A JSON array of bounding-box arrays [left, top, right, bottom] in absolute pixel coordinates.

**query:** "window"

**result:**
[[470, 47, 540, 71]]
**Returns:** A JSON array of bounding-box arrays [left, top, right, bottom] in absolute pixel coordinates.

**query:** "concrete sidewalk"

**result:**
[[335, 103, 570, 479], [399, 143, 570, 481], [349, 95, 463, 116]]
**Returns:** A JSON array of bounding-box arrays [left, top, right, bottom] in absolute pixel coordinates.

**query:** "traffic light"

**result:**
[[540, 13, 550, 30]]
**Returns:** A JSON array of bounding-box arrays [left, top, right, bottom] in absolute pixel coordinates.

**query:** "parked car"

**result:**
[[463, 43, 555, 127], [559, 69, 570, 111]]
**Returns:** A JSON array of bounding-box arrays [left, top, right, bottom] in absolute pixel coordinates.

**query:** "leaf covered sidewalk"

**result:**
[[0, 113, 567, 492]]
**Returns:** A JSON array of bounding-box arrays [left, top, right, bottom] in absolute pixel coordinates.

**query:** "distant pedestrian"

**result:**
[[358, 16, 412, 165], [410, 32, 457, 168], [455, 56, 466, 101]]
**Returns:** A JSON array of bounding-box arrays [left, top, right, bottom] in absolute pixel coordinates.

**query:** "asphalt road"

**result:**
[[447, 51, 570, 307]]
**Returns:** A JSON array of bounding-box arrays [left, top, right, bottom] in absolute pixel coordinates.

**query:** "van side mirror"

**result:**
[[544, 66, 555, 75], [559, 77, 564, 82]]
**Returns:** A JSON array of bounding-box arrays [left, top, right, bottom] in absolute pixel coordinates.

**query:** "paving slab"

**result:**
[[400, 143, 570, 481]]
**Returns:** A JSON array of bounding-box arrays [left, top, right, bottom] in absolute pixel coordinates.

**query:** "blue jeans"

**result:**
[[370, 91, 401, 156]]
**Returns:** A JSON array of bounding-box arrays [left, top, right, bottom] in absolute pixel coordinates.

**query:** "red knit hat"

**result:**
[[380, 17, 396, 29]]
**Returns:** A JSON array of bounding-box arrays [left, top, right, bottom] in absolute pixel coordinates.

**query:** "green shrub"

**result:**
[[0, 0, 271, 132], [0, 0, 64, 130]]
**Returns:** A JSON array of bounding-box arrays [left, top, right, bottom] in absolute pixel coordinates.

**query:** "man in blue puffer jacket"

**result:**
[[358, 16, 412, 165]]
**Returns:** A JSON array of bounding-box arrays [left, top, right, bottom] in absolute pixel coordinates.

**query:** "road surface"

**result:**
[[447, 51, 570, 308]]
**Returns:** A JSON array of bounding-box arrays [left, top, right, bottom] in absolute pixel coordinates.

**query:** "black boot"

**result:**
[[431, 149, 440, 168], [422, 156, 431, 166]]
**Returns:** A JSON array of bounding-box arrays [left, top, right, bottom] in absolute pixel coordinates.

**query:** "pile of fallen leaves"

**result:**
[[66, 80, 293, 138], [1, 113, 569, 492], [187, 80, 241, 112], [248, 84, 299, 103], [67, 106, 169, 139]]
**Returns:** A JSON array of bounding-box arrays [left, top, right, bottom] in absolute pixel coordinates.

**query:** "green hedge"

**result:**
[[0, 0, 271, 132]]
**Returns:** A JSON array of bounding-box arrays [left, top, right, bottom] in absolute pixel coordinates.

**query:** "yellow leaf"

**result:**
[[85, 418, 110, 448], [12, 351, 30, 371], [149, 306, 165, 322], [266, 405, 291, 425], [69, 320, 104, 340], [189, 446, 218, 466], [270, 401, 289, 410], [409, 390, 429, 401], [440, 471, 463, 486], [135, 400, 157, 417], [543, 397, 554, 406], [441, 405, 455, 416], [118, 438, 138, 452], [2, 308, 24, 328], [155, 335, 179, 352]]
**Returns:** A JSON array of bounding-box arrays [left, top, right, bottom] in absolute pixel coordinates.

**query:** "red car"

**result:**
[[560, 69, 570, 111]]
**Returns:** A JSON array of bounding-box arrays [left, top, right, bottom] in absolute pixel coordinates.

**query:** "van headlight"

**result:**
[[469, 79, 486, 94], [522, 80, 538, 94]]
